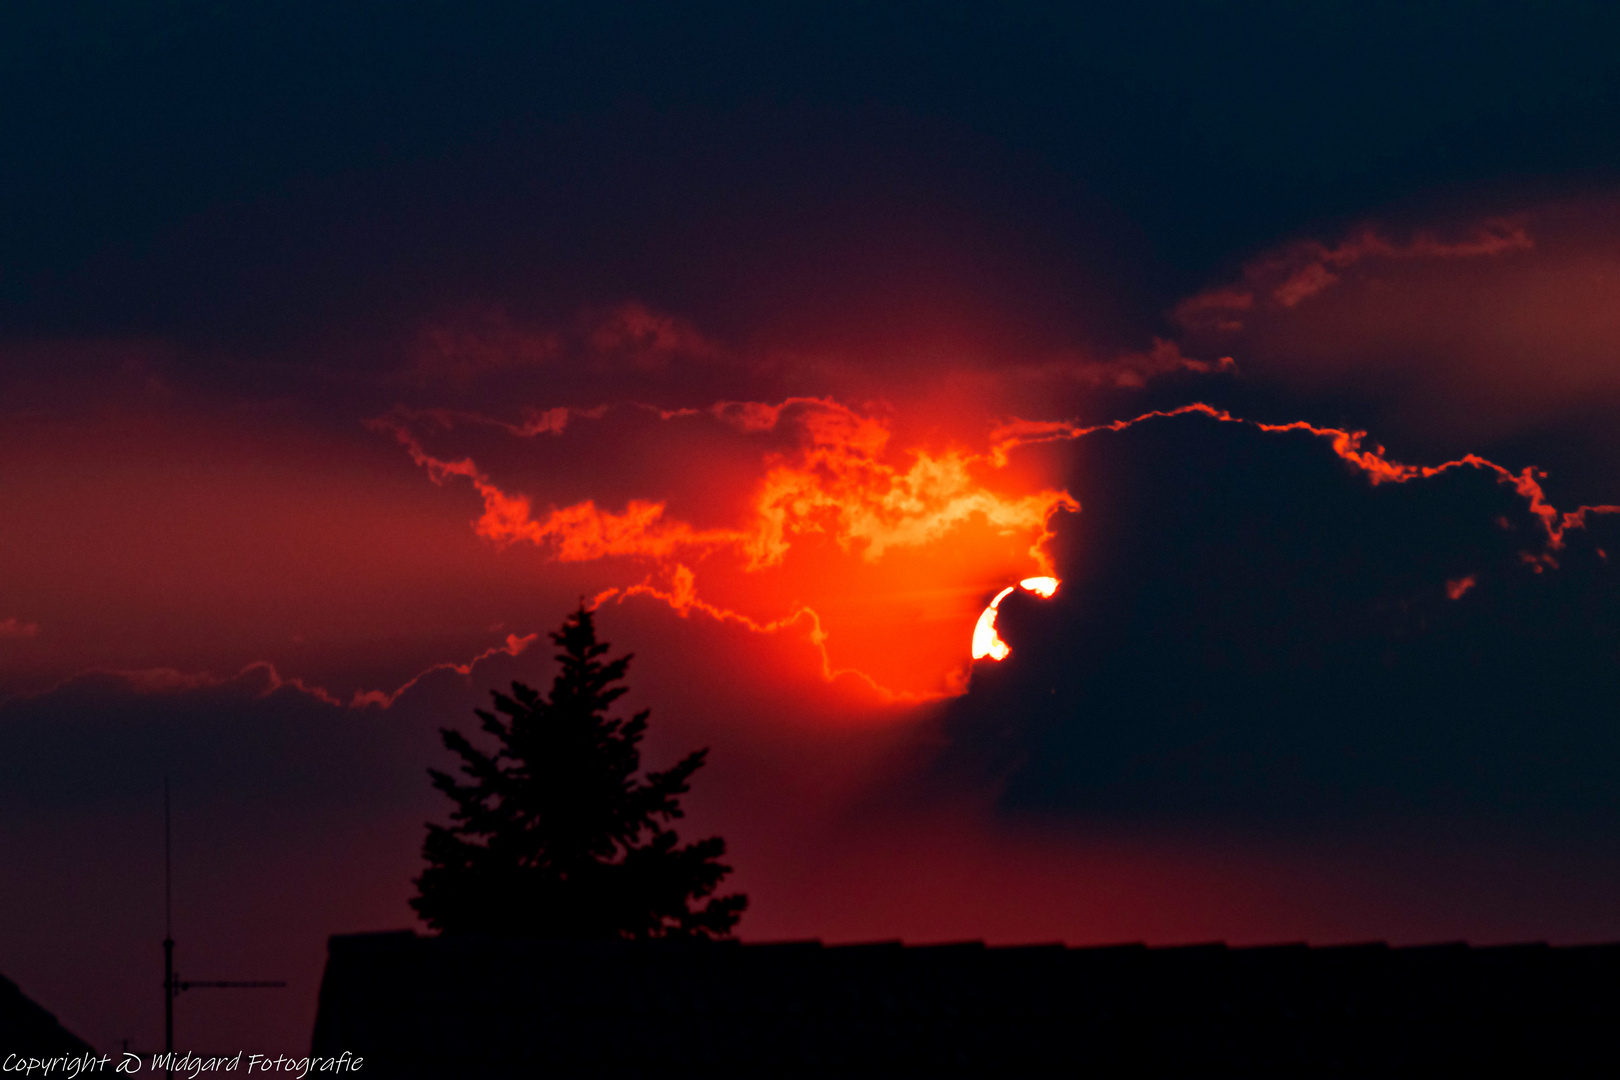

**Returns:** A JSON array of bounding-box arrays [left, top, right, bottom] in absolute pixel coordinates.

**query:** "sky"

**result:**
[[3, 0, 1620, 1054]]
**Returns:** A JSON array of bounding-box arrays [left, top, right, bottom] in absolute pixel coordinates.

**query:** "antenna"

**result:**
[[163, 778, 174, 1056], [164, 778, 171, 940], [161, 779, 286, 1069]]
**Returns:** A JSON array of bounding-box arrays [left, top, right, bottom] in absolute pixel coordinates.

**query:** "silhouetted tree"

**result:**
[[411, 605, 747, 939]]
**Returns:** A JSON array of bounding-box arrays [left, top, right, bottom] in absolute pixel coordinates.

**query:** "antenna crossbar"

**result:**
[[161, 778, 285, 1071]]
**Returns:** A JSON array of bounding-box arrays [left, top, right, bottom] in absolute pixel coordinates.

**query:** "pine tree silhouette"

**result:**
[[411, 605, 747, 939]]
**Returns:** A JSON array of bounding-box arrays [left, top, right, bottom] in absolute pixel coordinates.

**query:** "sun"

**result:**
[[971, 577, 1060, 660]]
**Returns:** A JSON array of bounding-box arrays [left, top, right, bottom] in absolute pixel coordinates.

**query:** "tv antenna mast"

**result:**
[[162, 779, 286, 1062]]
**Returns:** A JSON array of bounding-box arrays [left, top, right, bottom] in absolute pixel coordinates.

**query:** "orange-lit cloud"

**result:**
[[990, 402, 1618, 553], [1173, 202, 1620, 452], [404, 301, 722, 384], [1176, 218, 1535, 328], [1016, 339, 1237, 390], [395, 294, 1238, 438], [739, 398, 1075, 570], [25, 661, 345, 706], [584, 301, 722, 369], [24, 631, 544, 714], [369, 411, 741, 561], [378, 394, 1080, 577], [380, 387, 1614, 699], [377, 397, 1082, 696], [347, 633, 540, 709], [586, 565, 940, 703], [1446, 576, 1478, 600], [0, 617, 39, 638]]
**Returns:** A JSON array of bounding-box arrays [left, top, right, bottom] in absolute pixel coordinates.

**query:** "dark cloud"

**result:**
[[932, 413, 1620, 823], [7, 3, 1620, 354], [1173, 201, 1620, 505]]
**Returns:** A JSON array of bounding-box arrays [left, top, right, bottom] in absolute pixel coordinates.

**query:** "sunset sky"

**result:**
[[4, 1, 1620, 1053]]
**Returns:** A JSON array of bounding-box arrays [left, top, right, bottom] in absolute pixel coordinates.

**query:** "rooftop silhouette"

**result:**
[[313, 931, 1619, 1076], [0, 970, 93, 1058]]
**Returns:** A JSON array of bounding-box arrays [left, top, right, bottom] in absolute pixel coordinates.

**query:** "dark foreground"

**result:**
[[313, 931, 1618, 1077]]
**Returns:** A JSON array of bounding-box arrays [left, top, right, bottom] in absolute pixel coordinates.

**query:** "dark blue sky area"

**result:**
[[4, 2, 1618, 350]]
